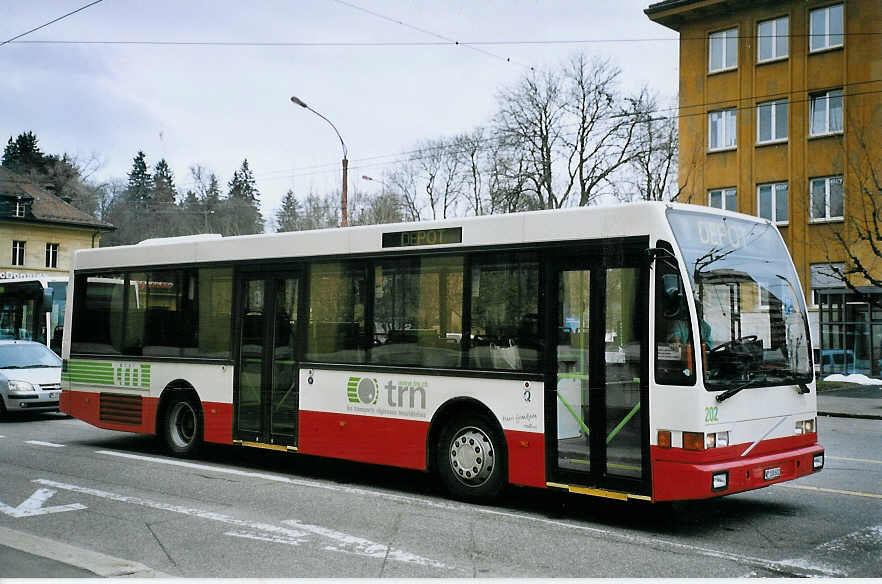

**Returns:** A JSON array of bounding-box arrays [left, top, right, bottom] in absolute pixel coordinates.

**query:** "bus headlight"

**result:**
[[712, 471, 728, 491], [795, 418, 817, 434], [704, 431, 729, 449], [813, 453, 824, 470]]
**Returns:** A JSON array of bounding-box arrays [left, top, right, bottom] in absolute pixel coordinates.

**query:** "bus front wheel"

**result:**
[[162, 395, 203, 457], [436, 413, 506, 502]]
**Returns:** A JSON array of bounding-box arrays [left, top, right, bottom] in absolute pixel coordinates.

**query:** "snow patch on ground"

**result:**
[[823, 373, 882, 385]]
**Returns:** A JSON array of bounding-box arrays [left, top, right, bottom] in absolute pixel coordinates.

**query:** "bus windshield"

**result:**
[[668, 210, 812, 390]]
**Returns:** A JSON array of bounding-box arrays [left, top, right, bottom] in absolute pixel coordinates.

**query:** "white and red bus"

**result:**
[[60, 202, 824, 502]]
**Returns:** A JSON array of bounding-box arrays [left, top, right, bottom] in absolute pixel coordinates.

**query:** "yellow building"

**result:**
[[0, 167, 113, 280], [646, 0, 882, 375]]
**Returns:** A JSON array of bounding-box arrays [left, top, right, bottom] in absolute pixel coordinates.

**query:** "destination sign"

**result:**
[[382, 227, 462, 248]]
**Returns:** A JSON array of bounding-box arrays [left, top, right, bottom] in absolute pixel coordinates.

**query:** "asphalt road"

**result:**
[[0, 412, 879, 578]]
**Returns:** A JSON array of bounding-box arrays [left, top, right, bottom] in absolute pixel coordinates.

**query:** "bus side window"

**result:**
[[654, 242, 696, 386]]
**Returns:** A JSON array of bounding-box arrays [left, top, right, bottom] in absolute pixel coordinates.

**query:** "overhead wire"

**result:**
[[0, 0, 104, 47], [329, 0, 533, 70]]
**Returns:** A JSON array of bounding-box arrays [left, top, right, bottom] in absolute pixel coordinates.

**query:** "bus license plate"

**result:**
[[764, 467, 781, 480]]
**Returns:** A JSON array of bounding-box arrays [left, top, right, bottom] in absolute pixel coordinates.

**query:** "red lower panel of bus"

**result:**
[[297, 410, 546, 487], [298, 410, 429, 470], [651, 436, 824, 501], [60, 390, 233, 444]]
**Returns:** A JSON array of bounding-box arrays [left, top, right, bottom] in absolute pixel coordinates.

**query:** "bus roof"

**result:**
[[72, 201, 770, 271]]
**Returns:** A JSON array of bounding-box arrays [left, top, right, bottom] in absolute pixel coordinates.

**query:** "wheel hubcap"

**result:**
[[449, 426, 494, 487], [169, 402, 195, 448]]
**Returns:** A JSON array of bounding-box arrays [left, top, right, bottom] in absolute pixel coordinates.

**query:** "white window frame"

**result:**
[[14, 201, 25, 217], [708, 27, 738, 73], [809, 176, 844, 223], [45, 243, 59, 269], [708, 108, 737, 151], [810, 89, 843, 137], [12, 241, 25, 266], [757, 16, 789, 63], [756, 99, 788, 144], [757, 182, 788, 225], [708, 187, 737, 212], [809, 4, 844, 53]]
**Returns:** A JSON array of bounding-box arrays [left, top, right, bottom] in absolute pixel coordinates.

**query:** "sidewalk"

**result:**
[[0, 526, 167, 578], [817, 383, 882, 420]]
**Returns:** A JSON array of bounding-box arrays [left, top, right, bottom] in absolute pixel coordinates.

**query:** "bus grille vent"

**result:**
[[99, 393, 143, 425]]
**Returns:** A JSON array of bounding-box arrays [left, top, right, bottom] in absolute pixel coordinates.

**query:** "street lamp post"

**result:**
[[290, 95, 349, 227]]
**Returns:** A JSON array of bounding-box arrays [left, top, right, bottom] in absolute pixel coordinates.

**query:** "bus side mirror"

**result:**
[[42, 287, 54, 313]]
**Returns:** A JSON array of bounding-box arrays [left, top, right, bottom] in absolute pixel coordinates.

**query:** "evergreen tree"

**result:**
[[228, 158, 259, 203], [2, 131, 46, 174], [275, 189, 303, 232], [223, 159, 263, 234], [152, 158, 177, 206], [125, 151, 154, 208]]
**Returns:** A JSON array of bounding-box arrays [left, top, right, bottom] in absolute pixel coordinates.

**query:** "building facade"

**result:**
[[646, 0, 882, 375], [0, 168, 113, 280]]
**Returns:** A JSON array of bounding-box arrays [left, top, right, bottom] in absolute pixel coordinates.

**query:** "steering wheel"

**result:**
[[710, 335, 758, 353]]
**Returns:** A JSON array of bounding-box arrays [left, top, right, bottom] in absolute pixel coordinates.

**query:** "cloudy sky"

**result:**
[[0, 0, 679, 225]]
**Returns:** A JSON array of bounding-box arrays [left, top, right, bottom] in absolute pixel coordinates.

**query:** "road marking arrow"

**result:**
[[0, 488, 87, 518]]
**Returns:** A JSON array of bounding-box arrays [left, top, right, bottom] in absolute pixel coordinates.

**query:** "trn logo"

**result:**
[[347, 377, 379, 405]]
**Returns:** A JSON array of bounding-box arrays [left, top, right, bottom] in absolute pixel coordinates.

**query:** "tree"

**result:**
[[125, 151, 154, 208], [2, 131, 46, 175], [222, 159, 263, 235], [152, 158, 177, 206], [275, 189, 302, 232], [620, 94, 682, 202], [493, 52, 645, 209]]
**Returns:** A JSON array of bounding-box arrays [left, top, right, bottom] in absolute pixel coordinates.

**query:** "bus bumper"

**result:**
[[652, 443, 824, 501]]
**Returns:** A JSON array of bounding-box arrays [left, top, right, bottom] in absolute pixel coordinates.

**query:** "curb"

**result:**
[[0, 525, 170, 578], [818, 411, 882, 421]]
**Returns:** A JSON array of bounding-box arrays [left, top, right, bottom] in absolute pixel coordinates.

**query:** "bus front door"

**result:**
[[235, 272, 303, 449], [547, 248, 650, 496]]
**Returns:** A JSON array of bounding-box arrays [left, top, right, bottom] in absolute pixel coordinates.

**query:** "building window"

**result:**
[[709, 27, 738, 73], [757, 16, 788, 62], [709, 188, 737, 211], [757, 182, 788, 224], [810, 89, 843, 136], [14, 201, 26, 217], [12, 241, 25, 266], [810, 176, 844, 222], [757, 99, 788, 144], [811, 262, 845, 307], [708, 108, 737, 151], [45, 243, 59, 268], [810, 4, 843, 52]]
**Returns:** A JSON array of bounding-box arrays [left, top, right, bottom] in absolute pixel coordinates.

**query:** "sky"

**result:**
[[0, 0, 679, 227]]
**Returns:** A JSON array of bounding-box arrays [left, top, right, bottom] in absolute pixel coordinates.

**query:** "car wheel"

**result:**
[[162, 395, 203, 457], [0, 397, 7, 420], [436, 412, 506, 502]]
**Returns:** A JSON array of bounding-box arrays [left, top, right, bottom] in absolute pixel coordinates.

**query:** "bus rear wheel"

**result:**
[[162, 396, 203, 457], [436, 413, 506, 502]]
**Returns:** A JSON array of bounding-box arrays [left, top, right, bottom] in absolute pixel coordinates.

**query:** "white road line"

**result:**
[[284, 519, 448, 569], [32, 478, 450, 570], [776, 483, 882, 500], [828, 455, 882, 465], [25, 440, 65, 448], [95, 449, 836, 577]]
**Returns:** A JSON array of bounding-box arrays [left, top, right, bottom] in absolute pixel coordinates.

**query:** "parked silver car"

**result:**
[[0, 340, 62, 416]]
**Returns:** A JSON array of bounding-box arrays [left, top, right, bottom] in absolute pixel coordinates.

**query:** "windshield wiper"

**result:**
[[715, 375, 768, 403]]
